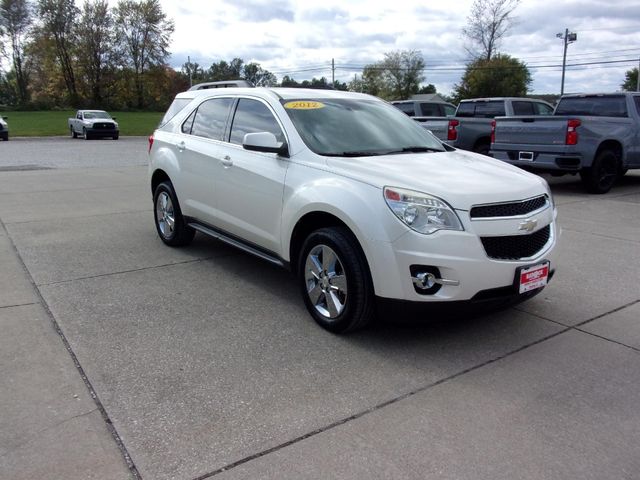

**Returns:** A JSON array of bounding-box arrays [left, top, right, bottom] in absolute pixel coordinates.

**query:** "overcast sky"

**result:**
[[162, 0, 640, 95]]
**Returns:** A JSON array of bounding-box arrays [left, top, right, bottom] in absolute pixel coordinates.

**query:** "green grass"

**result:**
[[2, 110, 163, 137]]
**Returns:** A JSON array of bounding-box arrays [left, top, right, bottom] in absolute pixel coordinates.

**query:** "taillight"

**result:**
[[566, 119, 580, 145], [490, 120, 496, 144], [447, 120, 459, 141], [148, 134, 154, 153]]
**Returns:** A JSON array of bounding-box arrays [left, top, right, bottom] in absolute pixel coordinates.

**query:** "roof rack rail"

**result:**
[[188, 80, 255, 91]]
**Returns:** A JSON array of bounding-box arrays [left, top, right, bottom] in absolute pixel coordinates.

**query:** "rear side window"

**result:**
[[555, 96, 628, 117], [419, 103, 440, 116], [394, 103, 415, 116], [456, 101, 505, 117], [513, 101, 535, 116], [229, 99, 285, 145], [190, 98, 233, 140]]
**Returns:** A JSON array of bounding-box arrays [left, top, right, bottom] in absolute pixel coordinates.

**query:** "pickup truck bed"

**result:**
[[490, 93, 640, 193]]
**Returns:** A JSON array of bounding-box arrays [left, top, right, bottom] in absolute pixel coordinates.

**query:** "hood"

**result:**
[[324, 149, 548, 210]]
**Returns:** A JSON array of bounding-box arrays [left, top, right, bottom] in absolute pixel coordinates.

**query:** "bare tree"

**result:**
[[114, 0, 174, 109], [0, 0, 33, 104], [462, 0, 521, 61]]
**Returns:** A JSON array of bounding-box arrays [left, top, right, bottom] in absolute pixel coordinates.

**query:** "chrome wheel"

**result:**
[[304, 244, 348, 319], [156, 191, 175, 238]]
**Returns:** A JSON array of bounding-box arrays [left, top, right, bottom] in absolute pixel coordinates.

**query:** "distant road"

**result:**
[[0, 136, 149, 170]]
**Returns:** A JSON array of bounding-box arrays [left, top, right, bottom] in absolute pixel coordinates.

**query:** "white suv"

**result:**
[[149, 88, 558, 333]]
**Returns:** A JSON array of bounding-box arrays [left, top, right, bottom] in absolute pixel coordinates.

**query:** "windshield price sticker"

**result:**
[[284, 101, 325, 110], [519, 262, 549, 294]]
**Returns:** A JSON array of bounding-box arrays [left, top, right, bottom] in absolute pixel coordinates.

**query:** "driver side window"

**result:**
[[229, 99, 285, 146]]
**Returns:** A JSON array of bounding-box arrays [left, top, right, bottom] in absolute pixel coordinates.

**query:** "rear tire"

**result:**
[[70, 127, 78, 139], [473, 141, 490, 156], [580, 149, 619, 194], [298, 227, 374, 333], [153, 181, 195, 246]]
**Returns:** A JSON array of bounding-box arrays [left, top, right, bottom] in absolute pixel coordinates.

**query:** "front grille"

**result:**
[[93, 123, 115, 130], [481, 225, 550, 260], [470, 195, 548, 219]]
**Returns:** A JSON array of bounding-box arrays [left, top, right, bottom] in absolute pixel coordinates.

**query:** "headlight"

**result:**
[[384, 187, 463, 234]]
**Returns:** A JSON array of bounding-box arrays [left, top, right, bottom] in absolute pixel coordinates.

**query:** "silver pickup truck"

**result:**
[[418, 98, 554, 154], [490, 93, 640, 193], [68, 110, 119, 140]]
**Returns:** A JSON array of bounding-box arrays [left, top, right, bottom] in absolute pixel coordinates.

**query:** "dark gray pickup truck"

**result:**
[[490, 93, 640, 193], [418, 97, 554, 154]]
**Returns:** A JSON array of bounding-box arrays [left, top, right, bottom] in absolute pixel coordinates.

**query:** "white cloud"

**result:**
[[160, 0, 640, 95]]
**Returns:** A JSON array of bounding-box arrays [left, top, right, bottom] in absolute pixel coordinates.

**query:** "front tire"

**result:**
[[153, 181, 195, 246], [83, 128, 91, 140], [580, 149, 619, 194], [70, 127, 78, 138], [298, 227, 374, 333]]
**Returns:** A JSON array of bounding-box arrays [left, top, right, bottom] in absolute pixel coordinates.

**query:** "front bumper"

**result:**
[[87, 128, 119, 138], [367, 205, 559, 304]]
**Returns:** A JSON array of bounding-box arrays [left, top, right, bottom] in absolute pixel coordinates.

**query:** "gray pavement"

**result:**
[[1, 139, 639, 479]]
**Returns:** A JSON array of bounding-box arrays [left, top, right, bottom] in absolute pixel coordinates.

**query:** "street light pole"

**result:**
[[557, 29, 577, 96]]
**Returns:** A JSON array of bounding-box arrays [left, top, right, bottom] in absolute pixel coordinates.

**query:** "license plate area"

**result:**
[[517, 261, 550, 294], [519, 151, 534, 161]]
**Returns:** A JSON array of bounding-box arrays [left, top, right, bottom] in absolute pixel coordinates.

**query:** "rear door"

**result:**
[[177, 97, 234, 223], [214, 98, 289, 253]]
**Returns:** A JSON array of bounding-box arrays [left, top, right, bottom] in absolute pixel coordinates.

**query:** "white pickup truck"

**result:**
[[68, 110, 119, 140]]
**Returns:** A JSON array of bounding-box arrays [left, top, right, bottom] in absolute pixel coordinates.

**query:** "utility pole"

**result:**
[[556, 29, 577, 96], [637, 58, 639, 92], [331, 58, 335, 88], [188, 55, 192, 88]]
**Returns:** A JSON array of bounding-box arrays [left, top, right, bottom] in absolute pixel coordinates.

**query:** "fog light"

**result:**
[[413, 272, 437, 290]]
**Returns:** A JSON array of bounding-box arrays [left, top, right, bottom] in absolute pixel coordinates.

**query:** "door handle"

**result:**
[[177, 141, 186, 152], [221, 155, 233, 167]]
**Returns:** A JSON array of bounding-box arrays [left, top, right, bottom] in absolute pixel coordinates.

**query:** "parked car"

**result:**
[[490, 93, 640, 193], [418, 97, 554, 155], [0, 116, 8, 141], [391, 100, 457, 118], [149, 88, 558, 333], [68, 110, 119, 140]]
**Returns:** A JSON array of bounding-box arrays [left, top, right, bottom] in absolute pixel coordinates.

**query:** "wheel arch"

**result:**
[[289, 212, 360, 273], [151, 168, 171, 195], [595, 140, 623, 164], [473, 136, 491, 152]]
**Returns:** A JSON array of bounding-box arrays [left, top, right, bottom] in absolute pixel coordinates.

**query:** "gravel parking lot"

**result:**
[[1, 138, 639, 479]]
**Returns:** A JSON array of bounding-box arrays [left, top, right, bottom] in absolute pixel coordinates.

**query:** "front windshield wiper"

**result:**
[[320, 151, 386, 157], [386, 146, 444, 154]]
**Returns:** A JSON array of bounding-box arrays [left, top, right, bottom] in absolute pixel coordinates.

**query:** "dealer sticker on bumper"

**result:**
[[518, 262, 550, 294]]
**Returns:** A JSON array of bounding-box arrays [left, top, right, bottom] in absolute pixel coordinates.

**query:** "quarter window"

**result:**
[[513, 101, 535, 116], [190, 98, 233, 140], [229, 99, 285, 145], [534, 102, 554, 115]]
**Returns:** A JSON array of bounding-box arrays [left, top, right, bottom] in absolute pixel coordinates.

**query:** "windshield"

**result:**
[[281, 98, 445, 156], [84, 112, 111, 119]]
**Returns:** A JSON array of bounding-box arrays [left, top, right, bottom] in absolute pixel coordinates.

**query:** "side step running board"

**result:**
[[187, 222, 285, 267]]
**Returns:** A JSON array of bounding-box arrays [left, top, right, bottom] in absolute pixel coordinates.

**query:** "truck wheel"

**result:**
[[70, 127, 78, 139], [298, 227, 374, 333], [473, 141, 490, 156], [83, 128, 91, 140], [580, 149, 619, 194], [153, 181, 195, 247]]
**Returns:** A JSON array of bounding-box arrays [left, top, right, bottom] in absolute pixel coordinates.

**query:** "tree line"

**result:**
[[0, 0, 175, 109]]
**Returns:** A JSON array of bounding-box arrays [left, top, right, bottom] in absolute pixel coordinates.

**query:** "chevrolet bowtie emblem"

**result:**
[[519, 218, 538, 232]]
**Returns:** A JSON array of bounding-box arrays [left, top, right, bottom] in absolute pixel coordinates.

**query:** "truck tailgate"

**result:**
[[494, 116, 571, 146], [413, 117, 449, 141]]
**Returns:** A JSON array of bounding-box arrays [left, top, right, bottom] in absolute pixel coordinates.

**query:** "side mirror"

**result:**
[[2, 116, 7, 120], [243, 132, 289, 157], [112, 117, 117, 121]]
